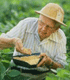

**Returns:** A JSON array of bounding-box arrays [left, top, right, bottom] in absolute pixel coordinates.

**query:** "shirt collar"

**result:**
[[47, 29, 63, 43]]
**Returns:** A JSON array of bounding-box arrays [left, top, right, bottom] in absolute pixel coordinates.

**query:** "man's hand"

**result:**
[[37, 53, 52, 67], [13, 38, 31, 55], [37, 53, 63, 69]]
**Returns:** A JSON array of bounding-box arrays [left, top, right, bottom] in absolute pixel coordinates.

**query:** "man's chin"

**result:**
[[40, 36, 47, 41]]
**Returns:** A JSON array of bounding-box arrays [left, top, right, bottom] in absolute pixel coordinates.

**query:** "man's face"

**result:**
[[38, 15, 59, 41]]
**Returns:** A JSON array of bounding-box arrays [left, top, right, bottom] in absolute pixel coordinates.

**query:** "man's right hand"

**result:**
[[13, 38, 31, 55]]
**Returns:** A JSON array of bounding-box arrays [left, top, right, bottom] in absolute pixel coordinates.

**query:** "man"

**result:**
[[0, 3, 67, 70]]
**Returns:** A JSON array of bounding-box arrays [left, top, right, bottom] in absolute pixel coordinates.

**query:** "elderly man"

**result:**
[[0, 3, 67, 70]]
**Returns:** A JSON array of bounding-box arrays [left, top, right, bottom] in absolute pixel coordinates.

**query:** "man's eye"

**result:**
[[50, 27, 53, 29], [46, 25, 49, 27]]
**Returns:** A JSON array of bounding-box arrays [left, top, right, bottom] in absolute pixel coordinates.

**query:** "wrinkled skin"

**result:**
[[38, 15, 60, 41]]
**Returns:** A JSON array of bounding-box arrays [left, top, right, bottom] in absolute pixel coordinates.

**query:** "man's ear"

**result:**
[[53, 25, 60, 33], [56, 25, 60, 30], [56, 25, 61, 30]]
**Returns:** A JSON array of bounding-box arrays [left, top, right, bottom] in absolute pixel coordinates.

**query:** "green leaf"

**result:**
[[8, 70, 21, 77], [9, 62, 16, 67], [46, 72, 58, 80], [0, 62, 6, 74], [46, 76, 58, 80], [1, 60, 10, 68], [57, 69, 69, 78], [0, 62, 6, 80], [1, 73, 5, 80], [3, 49, 11, 53], [57, 68, 62, 72], [1, 60, 10, 63], [64, 77, 70, 80], [46, 77, 52, 80], [0, 75, 2, 80], [0, 32, 2, 35]]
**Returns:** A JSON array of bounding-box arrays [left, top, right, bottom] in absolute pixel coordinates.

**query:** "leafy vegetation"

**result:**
[[0, 0, 70, 80]]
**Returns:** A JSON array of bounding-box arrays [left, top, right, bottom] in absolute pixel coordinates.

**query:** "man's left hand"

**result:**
[[37, 53, 53, 67]]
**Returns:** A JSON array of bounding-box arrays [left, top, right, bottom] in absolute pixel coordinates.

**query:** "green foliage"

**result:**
[[0, 62, 6, 80], [57, 69, 70, 78], [0, 0, 70, 80], [7, 70, 21, 77], [46, 64, 70, 80]]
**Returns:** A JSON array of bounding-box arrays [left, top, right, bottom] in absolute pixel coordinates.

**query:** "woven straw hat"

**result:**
[[35, 3, 67, 26]]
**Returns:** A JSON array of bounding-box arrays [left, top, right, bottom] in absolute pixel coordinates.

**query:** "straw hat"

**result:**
[[35, 3, 67, 26]]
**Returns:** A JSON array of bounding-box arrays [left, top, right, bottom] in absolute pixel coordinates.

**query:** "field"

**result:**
[[0, 0, 70, 80]]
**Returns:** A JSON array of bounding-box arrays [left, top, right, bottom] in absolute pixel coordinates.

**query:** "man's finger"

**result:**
[[37, 56, 46, 67], [15, 39, 31, 55], [22, 48, 31, 55], [39, 53, 48, 58], [16, 40, 23, 50], [15, 40, 23, 52], [16, 45, 21, 52]]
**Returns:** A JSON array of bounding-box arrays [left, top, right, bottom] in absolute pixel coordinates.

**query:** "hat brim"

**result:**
[[35, 11, 67, 27]]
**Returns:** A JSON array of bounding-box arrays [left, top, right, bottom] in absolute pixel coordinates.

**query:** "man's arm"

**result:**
[[0, 18, 32, 55], [50, 61, 63, 69], [0, 37, 31, 55], [0, 37, 14, 49]]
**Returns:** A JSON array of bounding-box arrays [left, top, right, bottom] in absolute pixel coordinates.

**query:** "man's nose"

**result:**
[[42, 25, 47, 31]]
